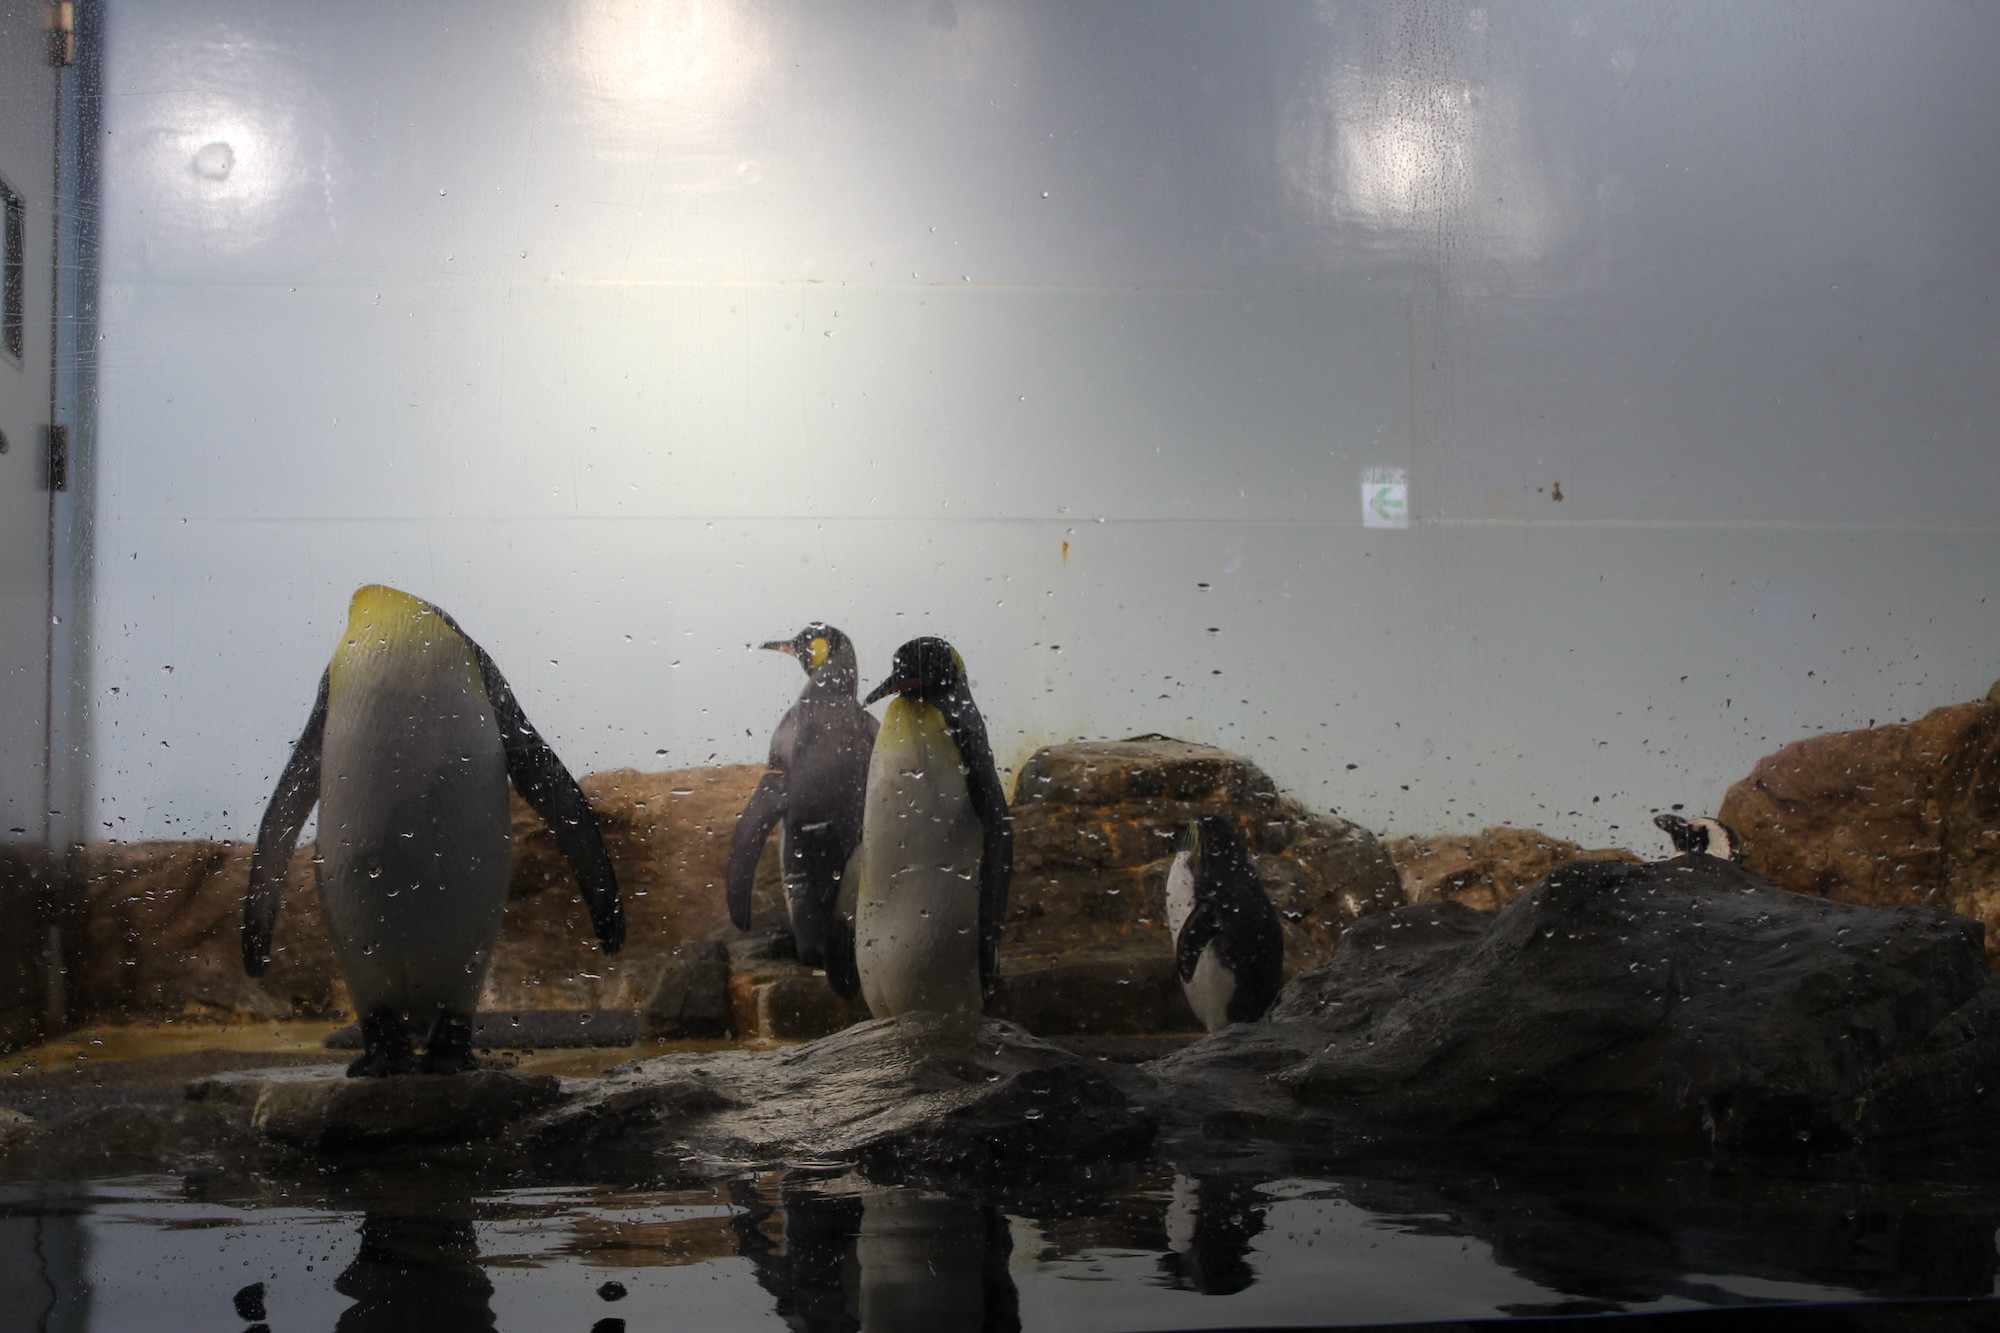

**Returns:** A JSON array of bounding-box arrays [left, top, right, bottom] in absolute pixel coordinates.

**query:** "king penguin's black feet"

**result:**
[[346, 1010, 421, 1078], [419, 1011, 480, 1075]]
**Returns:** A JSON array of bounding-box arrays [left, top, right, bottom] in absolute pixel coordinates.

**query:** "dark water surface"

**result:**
[[5, 1138, 2000, 1332]]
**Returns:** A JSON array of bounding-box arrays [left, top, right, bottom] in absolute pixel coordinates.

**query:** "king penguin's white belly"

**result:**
[[319, 639, 510, 1025], [856, 699, 984, 1018]]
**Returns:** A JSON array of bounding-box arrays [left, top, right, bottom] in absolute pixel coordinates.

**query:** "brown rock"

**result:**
[[71, 764, 762, 1024], [482, 765, 762, 1011], [1001, 739, 1404, 1034], [1720, 686, 2000, 960], [74, 841, 344, 1022], [1384, 827, 1639, 912], [991, 951, 1192, 1036], [639, 940, 733, 1039], [67, 743, 1412, 1041]]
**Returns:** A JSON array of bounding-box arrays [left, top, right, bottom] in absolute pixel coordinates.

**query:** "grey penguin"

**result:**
[[243, 584, 622, 1077], [854, 636, 1012, 1018], [1163, 815, 1283, 1031], [726, 622, 878, 999], [1653, 812, 1742, 862]]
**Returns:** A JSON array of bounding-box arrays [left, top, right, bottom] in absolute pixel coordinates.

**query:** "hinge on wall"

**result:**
[[46, 423, 67, 491], [48, 2, 75, 68]]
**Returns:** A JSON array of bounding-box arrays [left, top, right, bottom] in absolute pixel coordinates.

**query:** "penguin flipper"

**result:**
[[726, 770, 788, 932], [1175, 901, 1222, 983], [474, 648, 625, 955], [938, 691, 1014, 996], [243, 670, 329, 978]]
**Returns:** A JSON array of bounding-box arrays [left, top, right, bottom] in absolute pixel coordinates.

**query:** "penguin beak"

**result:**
[[760, 640, 798, 656], [864, 675, 914, 706]]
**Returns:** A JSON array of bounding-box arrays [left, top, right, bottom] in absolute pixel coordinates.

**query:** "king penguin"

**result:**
[[243, 585, 622, 1077], [1164, 816, 1283, 1032], [726, 622, 877, 999], [1653, 812, 1742, 862], [854, 637, 1012, 1018]]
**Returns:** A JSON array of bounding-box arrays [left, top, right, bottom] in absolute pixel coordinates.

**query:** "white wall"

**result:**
[[90, 0, 2000, 846]]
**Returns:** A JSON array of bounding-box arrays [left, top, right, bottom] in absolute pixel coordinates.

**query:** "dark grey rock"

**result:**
[[0, 1102, 265, 1177], [188, 1066, 567, 1150], [1148, 857, 2000, 1149], [527, 1013, 1153, 1173]]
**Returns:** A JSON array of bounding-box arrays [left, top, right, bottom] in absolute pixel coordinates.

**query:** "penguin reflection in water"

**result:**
[[727, 623, 878, 999], [1161, 1173, 1269, 1296], [734, 1175, 1019, 1333], [856, 637, 1012, 1018], [1164, 816, 1283, 1032], [243, 585, 622, 1077]]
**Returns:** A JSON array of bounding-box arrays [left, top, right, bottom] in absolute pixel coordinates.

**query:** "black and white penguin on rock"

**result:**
[[243, 585, 622, 1077], [727, 622, 878, 999], [1653, 812, 1743, 863], [1164, 816, 1284, 1032], [854, 637, 1012, 1018]]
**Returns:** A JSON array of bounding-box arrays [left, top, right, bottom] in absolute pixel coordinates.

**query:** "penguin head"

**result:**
[[865, 636, 965, 706], [1654, 812, 1742, 862], [761, 622, 853, 677], [1171, 815, 1247, 868]]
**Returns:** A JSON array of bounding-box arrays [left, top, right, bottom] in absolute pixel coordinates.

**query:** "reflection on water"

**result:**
[[1160, 1173, 1265, 1297], [733, 1176, 862, 1331], [735, 1175, 1017, 1332], [16, 1143, 2000, 1330], [333, 1210, 497, 1333]]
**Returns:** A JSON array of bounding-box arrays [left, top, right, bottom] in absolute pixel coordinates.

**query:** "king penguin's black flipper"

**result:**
[[473, 647, 624, 955], [243, 670, 330, 977], [939, 691, 1013, 996], [727, 770, 789, 932], [1174, 900, 1222, 984]]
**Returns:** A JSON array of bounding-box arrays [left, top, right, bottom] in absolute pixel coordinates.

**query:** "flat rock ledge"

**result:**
[[522, 1014, 1154, 1172], [165, 1017, 1154, 1173], [1145, 856, 2000, 1151], [188, 1066, 566, 1151]]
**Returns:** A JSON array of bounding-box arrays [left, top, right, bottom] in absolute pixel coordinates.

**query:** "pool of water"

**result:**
[[6, 1137, 1999, 1332]]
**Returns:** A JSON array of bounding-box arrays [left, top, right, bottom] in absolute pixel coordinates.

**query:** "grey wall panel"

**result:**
[[90, 1, 2000, 847]]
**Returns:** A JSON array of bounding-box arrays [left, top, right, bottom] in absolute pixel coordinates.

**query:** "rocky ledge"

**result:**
[[14, 853, 2000, 1176], [1146, 854, 2000, 1151], [188, 1065, 566, 1151], [523, 1014, 1153, 1174], [41, 1016, 1157, 1176]]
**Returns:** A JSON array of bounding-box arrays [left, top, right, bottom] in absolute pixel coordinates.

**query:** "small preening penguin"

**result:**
[[726, 622, 878, 999], [854, 637, 1012, 1018], [1164, 816, 1283, 1032], [1654, 812, 1742, 863], [243, 585, 622, 1077]]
